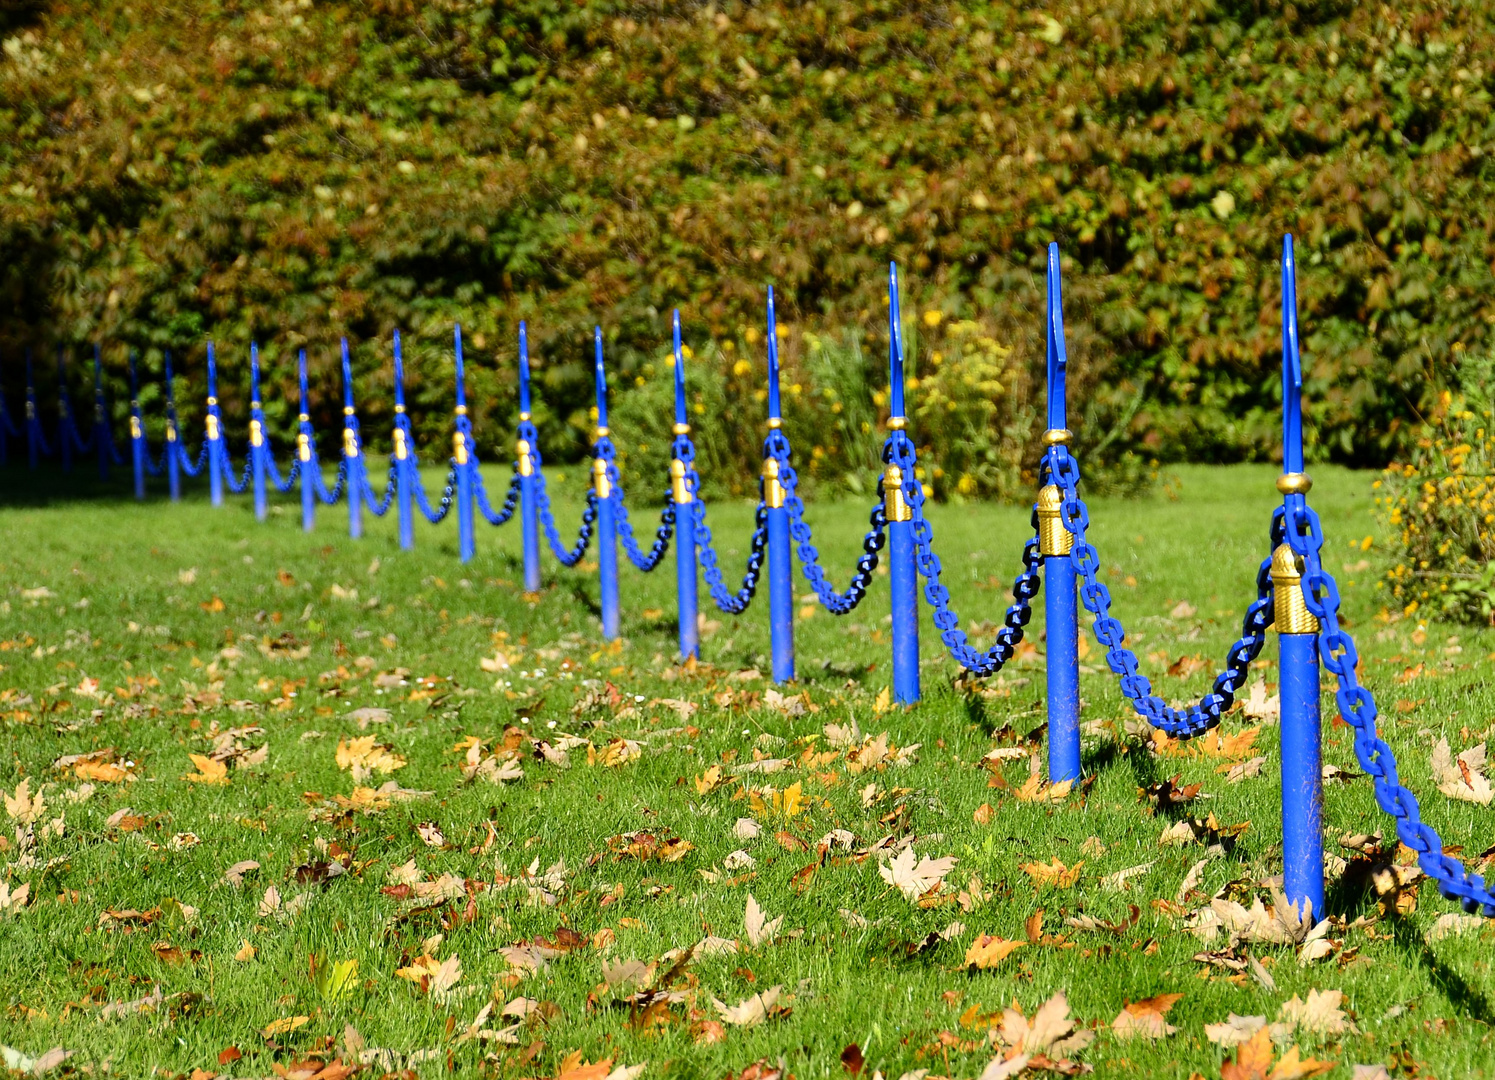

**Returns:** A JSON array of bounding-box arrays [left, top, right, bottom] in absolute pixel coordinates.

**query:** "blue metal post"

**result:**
[[517, 322, 542, 592], [206, 341, 224, 506], [392, 330, 415, 551], [164, 351, 181, 500], [57, 347, 73, 473], [341, 339, 363, 539], [92, 344, 110, 479], [765, 288, 795, 683], [886, 264, 920, 704], [453, 325, 475, 562], [672, 311, 700, 660], [1043, 243, 1081, 784], [297, 350, 315, 532], [249, 342, 268, 521], [128, 352, 146, 499], [1277, 233, 1325, 920], [25, 349, 40, 470], [594, 326, 620, 639]]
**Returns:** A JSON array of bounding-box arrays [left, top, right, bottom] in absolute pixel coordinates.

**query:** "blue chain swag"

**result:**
[[361, 456, 398, 517], [597, 434, 675, 573], [409, 453, 459, 524], [768, 428, 886, 615], [527, 420, 597, 567], [1282, 496, 1495, 915], [889, 430, 1043, 677], [471, 453, 522, 526], [676, 431, 767, 615], [1048, 441, 1272, 738]]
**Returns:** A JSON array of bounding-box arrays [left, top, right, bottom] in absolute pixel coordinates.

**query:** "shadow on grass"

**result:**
[[0, 463, 160, 508], [1388, 914, 1495, 1025]]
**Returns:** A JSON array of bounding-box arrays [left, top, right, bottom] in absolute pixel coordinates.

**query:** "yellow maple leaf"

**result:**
[[335, 735, 406, 774], [260, 1015, 310, 1037], [965, 934, 1025, 969], [774, 781, 806, 820], [1020, 857, 1084, 888], [183, 753, 228, 785], [695, 765, 727, 795]]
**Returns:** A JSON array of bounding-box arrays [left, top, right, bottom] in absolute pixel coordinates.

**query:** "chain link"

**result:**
[[768, 430, 886, 614], [677, 432, 767, 614], [473, 458, 522, 526], [408, 453, 458, 524], [264, 453, 301, 493], [1047, 443, 1273, 738], [526, 422, 597, 565], [361, 458, 398, 516], [314, 456, 349, 505], [219, 442, 253, 494], [1282, 496, 1495, 915], [177, 438, 210, 477], [596, 435, 674, 572], [888, 431, 1042, 675]]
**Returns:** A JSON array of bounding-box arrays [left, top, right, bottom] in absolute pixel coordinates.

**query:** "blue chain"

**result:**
[[219, 442, 252, 494], [361, 458, 398, 516], [677, 432, 767, 614], [264, 454, 301, 493], [596, 436, 674, 573], [527, 423, 598, 566], [890, 431, 1043, 676], [143, 439, 171, 477], [1050, 443, 1273, 738], [769, 430, 886, 614], [29, 420, 53, 457], [314, 457, 348, 505], [473, 460, 522, 526], [408, 454, 458, 524], [177, 438, 210, 477], [1282, 498, 1495, 915]]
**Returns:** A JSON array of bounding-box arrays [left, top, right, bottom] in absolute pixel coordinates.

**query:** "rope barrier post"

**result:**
[[341, 338, 364, 539], [1277, 235, 1325, 921], [296, 350, 316, 531], [128, 351, 146, 500], [164, 351, 181, 501], [92, 344, 110, 479], [593, 326, 621, 639], [392, 330, 416, 550], [206, 341, 224, 506], [1039, 244, 1081, 784], [764, 288, 795, 682], [885, 264, 920, 703], [671, 312, 700, 660], [26, 349, 40, 470], [249, 342, 268, 521], [517, 322, 542, 591], [453, 325, 475, 562], [57, 346, 73, 474]]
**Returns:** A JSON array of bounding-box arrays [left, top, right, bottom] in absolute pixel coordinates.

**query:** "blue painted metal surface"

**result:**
[[594, 326, 620, 639], [25, 349, 42, 470], [1044, 243, 1081, 782], [1278, 233, 1325, 918], [57, 347, 73, 473], [297, 350, 315, 531], [673, 311, 700, 660], [887, 263, 919, 704], [128, 352, 146, 499], [518, 323, 542, 591], [207, 341, 224, 506], [92, 344, 110, 479], [341, 339, 364, 539], [164, 351, 181, 500], [249, 343, 268, 520], [765, 287, 795, 682], [1280, 630, 1325, 919], [452, 325, 475, 561], [392, 330, 416, 550]]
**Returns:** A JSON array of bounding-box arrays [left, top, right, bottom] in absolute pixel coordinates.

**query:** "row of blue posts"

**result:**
[[6, 235, 1492, 923]]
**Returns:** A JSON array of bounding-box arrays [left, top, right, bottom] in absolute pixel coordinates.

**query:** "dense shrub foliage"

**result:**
[[3, 0, 1495, 493], [1380, 352, 1495, 624]]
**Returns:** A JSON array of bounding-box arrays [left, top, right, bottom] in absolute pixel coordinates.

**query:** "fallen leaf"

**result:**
[[879, 848, 958, 901], [1020, 858, 1083, 889], [234, 940, 257, 962], [223, 860, 260, 887], [260, 1016, 311, 1037], [1432, 739, 1492, 805], [745, 894, 783, 948], [1205, 1013, 1267, 1048], [711, 984, 785, 1026], [1110, 993, 1182, 1041], [965, 934, 1025, 969]]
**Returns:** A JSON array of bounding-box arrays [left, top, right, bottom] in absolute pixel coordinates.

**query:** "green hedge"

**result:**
[[3, 0, 1494, 496]]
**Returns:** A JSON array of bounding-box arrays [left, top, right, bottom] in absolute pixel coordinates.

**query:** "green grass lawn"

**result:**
[[1, 462, 1492, 1080]]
